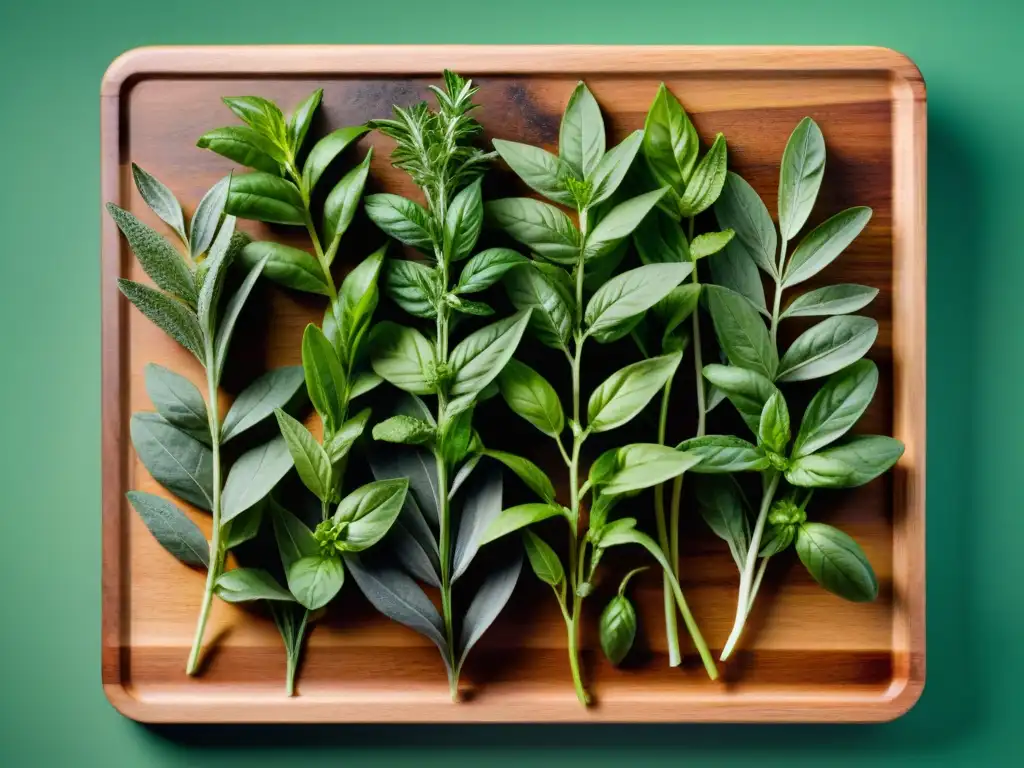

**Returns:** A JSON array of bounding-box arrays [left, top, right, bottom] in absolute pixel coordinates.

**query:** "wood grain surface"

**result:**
[[100, 45, 926, 723]]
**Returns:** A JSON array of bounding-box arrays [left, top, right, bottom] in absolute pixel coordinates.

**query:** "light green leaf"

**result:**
[[303, 125, 369, 194], [270, 499, 318, 571], [481, 449, 556, 503], [334, 478, 409, 551], [793, 360, 878, 458], [709, 240, 768, 314], [197, 126, 284, 175], [350, 372, 383, 400], [144, 364, 208, 440], [678, 133, 728, 217], [496, 358, 564, 437], [239, 241, 327, 295], [600, 593, 637, 666], [778, 117, 826, 240], [786, 435, 904, 489], [704, 285, 778, 380], [690, 229, 735, 260], [486, 198, 581, 264], [274, 409, 333, 502], [126, 491, 209, 568], [301, 324, 347, 433], [713, 171, 778, 277], [286, 88, 322, 154], [287, 555, 344, 611], [592, 443, 701, 496], [776, 316, 878, 382], [445, 177, 484, 261], [130, 413, 212, 510], [365, 194, 434, 251], [782, 284, 879, 319], [221, 366, 305, 443], [456, 248, 527, 294], [216, 568, 295, 603], [224, 501, 264, 550], [584, 188, 667, 261], [523, 529, 563, 586], [369, 322, 435, 395], [676, 435, 768, 473], [337, 244, 385, 346], [324, 408, 371, 464], [560, 81, 605, 179], [783, 207, 872, 288], [107, 205, 195, 306], [642, 83, 699, 193], [131, 164, 186, 243], [222, 96, 287, 145], [796, 523, 878, 602], [590, 130, 643, 205], [758, 391, 791, 455], [480, 503, 564, 546], [504, 262, 574, 350], [702, 363, 780, 436], [220, 436, 294, 523], [587, 352, 681, 433], [323, 149, 373, 245], [372, 415, 435, 445], [385, 259, 440, 319], [585, 262, 692, 335], [493, 139, 575, 206], [448, 310, 532, 407], [226, 172, 304, 225]]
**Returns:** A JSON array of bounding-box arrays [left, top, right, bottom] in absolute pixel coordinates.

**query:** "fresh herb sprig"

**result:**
[[687, 117, 904, 660], [482, 82, 718, 705]]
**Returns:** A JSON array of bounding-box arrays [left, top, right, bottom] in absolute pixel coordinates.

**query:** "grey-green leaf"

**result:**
[[130, 413, 212, 511], [216, 568, 295, 603], [190, 176, 232, 260], [782, 284, 879, 319], [786, 435, 904, 489], [776, 316, 878, 382], [144, 364, 208, 440], [221, 366, 305, 443], [676, 435, 768, 474], [452, 465, 505, 580], [493, 139, 575, 206], [585, 262, 692, 335], [678, 133, 728, 217], [108, 205, 196, 306], [224, 501, 264, 550], [559, 81, 605, 179], [496, 358, 564, 437], [793, 360, 878, 458], [795, 523, 878, 602], [704, 285, 778, 380], [587, 352, 681, 433], [227, 172, 304, 225], [713, 171, 778, 277], [456, 248, 527, 294], [126, 491, 209, 568], [456, 549, 522, 672], [783, 207, 872, 288], [504, 262, 574, 350], [131, 164, 186, 243], [778, 117, 826, 240], [486, 198, 581, 264], [709, 240, 768, 314], [523, 529, 563, 586], [239, 241, 327, 295], [369, 322, 435, 395], [220, 436, 294, 523]]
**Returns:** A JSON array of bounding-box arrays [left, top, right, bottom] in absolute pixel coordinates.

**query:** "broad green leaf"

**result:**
[[504, 262, 573, 350], [369, 322, 435, 395], [786, 435, 904, 488], [654, 284, 701, 343], [131, 164, 186, 243], [126, 491, 209, 568], [385, 259, 440, 318], [323, 149, 373, 245], [456, 248, 527, 294], [144, 364, 208, 440], [480, 503, 564, 546], [288, 555, 345, 611], [448, 310, 532, 408], [486, 198, 581, 264], [222, 96, 287, 145], [130, 413, 212, 510], [782, 284, 879, 319], [324, 407, 371, 464], [796, 523, 878, 602], [226, 172, 304, 225], [713, 171, 778, 277], [694, 475, 751, 568], [372, 415, 435, 445], [599, 594, 637, 666], [690, 229, 735, 259], [452, 465, 505, 580], [709, 240, 768, 314], [793, 360, 878, 458], [642, 83, 699, 193], [587, 352, 681, 433], [189, 176, 232, 260], [676, 435, 768, 473], [216, 568, 294, 603], [496, 358, 564, 437], [590, 130, 643, 205], [303, 125, 370, 194], [107, 205, 195, 306], [337, 244, 386, 346], [776, 316, 878, 382], [350, 371, 383, 400], [286, 88, 322, 153], [585, 262, 692, 335], [270, 499, 319, 571], [334, 478, 409, 551], [778, 117, 826, 240], [365, 194, 434, 251], [559, 81, 605, 179], [456, 549, 522, 672], [493, 139, 575, 206], [702, 363, 780, 436], [239, 241, 327, 294], [221, 366, 305, 443], [302, 324, 347, 433], [584, 188, 667, 261], [758, 391, 791, 455], [481, 449, 555, 503], [197, 126, 283, 175], [678, 133, 728, 217], [196, 215, 237, 337], [704, 285, 778, 379], [632, 207, 689, 264], [274, 409, 333, 502], [592, 443, 701, 496], [224, 501, 263, 549], [783, 207, 872, 288], [524, 529, 563, 586], [445, 177, 484, 261], [220, 436, 294, 523]]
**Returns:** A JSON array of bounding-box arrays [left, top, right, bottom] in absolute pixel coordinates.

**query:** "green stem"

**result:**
[[665, 569, 718, 680], [653, 380, 682, 667], [435, 431, 458, 701], [747, 557, 770, 615], [285, 610, 310, 697]]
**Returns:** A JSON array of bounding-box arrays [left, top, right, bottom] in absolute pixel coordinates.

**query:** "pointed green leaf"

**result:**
[[365, 193, 434, 251], [369, 322, 435, 395], [303, 125, 370, 194], [587, 352, 681, 433], [704, 285, 778, 380], [793, 360, 878, 458], [274, 409, 333, 502], [786, 435, 904, 489], [108, 205, 196, 306], [560, 81, 605, 179], [678, 133, 728, 217], [126, 491, 209, 568], [783, 207, 872, 288], [795, 523, 878, 602], [220, 436, 294, 523], [323, 149, 373, 245], [486, 198, 581, 264], [493, 139, 575, 206], [776, 316, 878, 382], [130, 413, 212, 510], [778, 117, 826, 240], [131, 164, 186, 243]]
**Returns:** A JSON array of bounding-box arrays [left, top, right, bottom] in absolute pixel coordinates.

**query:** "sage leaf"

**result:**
[[303, 125, 369, 194], [795, 523, 878, 602], [496, 358, 564, 437], [633, 208, 689, 264], [702, 363, 780, 435], [456, 548, 523, 671], [690, 230, 735, 260], [678, 133, 727, 217], [786, 435, 904, 488], [782, 284, 879, 319], [584, 188, 667, 261], [448, 310, 532, 407], [270, 500, 318, 570], [456, 248, 527, 294], [239, 241, 327, 295], [481, 503, 564, 546], [504, 262, 574, 350], [585, 262, 692, 336], [222, 96, 287, 145], [367, 446, 440, 528], [365, 193, 434, 251], [590, 130, 643, 205], [389, 499, 442, 587], [224, 501, 264, 550], [130, 413, 213, 511], [676, 435, 769, 473], [334, 478, 409, 552], [642, 83, 699, 192], [592, 443, 701, 496], [369, 322, 435, 395], [704, 285, 778, 380], [778, 117, 826, 240], [286, 88, 322, 154], [486, 198, 581, 264], [131, 164, 186, 243], [445, 177, 484, 262], [599, 594, 637, 666], [287, 555, 345, 611], [694, 475, 751, 569], [302, 324, 347, 433], [274, 409, 333, 502], [523, 529, 563, 586], [758, 391, 791, 455], [107, 205, 196, 306], [587, 352, 681, 433], [126, 491, 209, 568], [196, 215, 237, 337], [385, 259, 440, 319], [323, 149, 373, 245], [793, 360, 878, 458], [227, 172, 304, 225], [372, 415, 435, 445], [450, 454, 482, 500], [452, 464, 504, 580], [213, 253, 267, 381], [559, 81, 605, 179], [783, 207, 872, 288], [190, 175, 231, 260], [481, 449, 555, 503], [709, 241, 768, 314], [216, 568, 295, 603], [144, 364, 208, 440], [221, 435, 294, 523], [197, 126, 283, 175], [493, 139, 575, 206], [713, 171, 778, 277], [776, 316, 878, 382], [221, 366, 305, 443]]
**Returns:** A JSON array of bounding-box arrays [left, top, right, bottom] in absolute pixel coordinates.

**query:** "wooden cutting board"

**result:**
[[100, 45, 926, 723]]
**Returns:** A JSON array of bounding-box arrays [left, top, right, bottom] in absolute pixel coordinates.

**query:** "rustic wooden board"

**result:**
[[101, 45, 926, 723]]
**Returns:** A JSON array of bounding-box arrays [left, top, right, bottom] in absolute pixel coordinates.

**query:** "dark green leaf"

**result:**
[[795, 523, 878, 602], [456, 248, 527, 294], [523, 529, 563, 586], [496, 358, 564, 437], [452, 465, 505, 580], [559, 81, 605, 179], [334, 478, 409, 551], [227, 172, 304, 226], [504, 262, 574, 350], [365, 193, 434, 251], [694, 475, 751, 569], [456, 549, 522, 672], [447, 310, 532, 410], [654, 283, 701, 342], [782, 284, 879, 319], [144, 363, 208, 440], [590, 130, 643, 205], [274, 409, 332, 502], [286, 88, 322, 153], [323, 149, 373, 245], [678, 133, 728, 217], [493, 139, 575, 206], [303, 125, 369, 194], [287, 555, 344, 611], [758, 391, 791, 455], [239, 241, 327, 295], [702, 363, 780, 435], [677, 435, 768, 473], [587, 353, 681, 433], [480, 503, 564, 546], [350, 371, 383, 400], [481, 449, 555, 503], [131, 164, 186, 243], [709, 240, 768, 314], [302, 324, 347, 433], [197, 126, 283, 175], [585, 262, 692, 335], [130, 413, 212, 510], [776, 316, 878, 382], [783, 207, 872, 288], [189, 176, 232, 260], [216, 568, 294, 603], [372, 415, 435, 445], [385, 259, 440, 319], [713, 171, 778, 276], [584, 188, 667, 261], [220, 436, 294, 523], [632, 207, 689, 264], [486, 198, 581, 264], [599, 594, 637, 666], [445, 177, 484, 261], [108, 205, 196, 306], [441, 406, 475, 468], [642, 83, 699, 193], [778, 117, 826, 240], [793, 360, 878, 458], [221, 366, 305, 443], [126, 491, 209, 568], [369, 322, 435, 395], [704, 285, 778, 380], [786, 435, 904, 488]]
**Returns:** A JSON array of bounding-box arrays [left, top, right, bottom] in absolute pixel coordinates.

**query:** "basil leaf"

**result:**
[[451, 464, 504, 580], [338, 244, 385, 346], [456, 248, 527, 294], [446, 296, 492, 317], [713, 171, 778, 277], [334, 478, 409, 552], [587, 352, 681, 433], [777, 316, 878, 382], [323, 149, 373, 245], [303, 125, 369, 194], [273, 409, 332, 501], [694, 475, 751, 569], [221, 366, 305, 443], [585, 262, 692, 335], [286, 88, 322, 154], [448, 310, 532, 409], [197, 126, 283, 175], [367, 446, 440, 528], [493, 139, 575, 206], [504, 262, 574, 350], [678, 133, 728, 217], [287, 555, 345, 611], [221, 436, 294, 523], [642, 83, 699, 193], [592, 443, 701, 496], [445, 177, 484, 262], [131, 164, 186, 244], [654, 284, 701, 342], [216, 568, 294, 603], [702, 363, 779, 436], [795, 523, 878, 602], [758, 391, 791, 455], [107, 205, 196, 307], [239, 241, 327, 295], [227, 172, 304, 225], [793, 360, 878, 458], [783, 207, 872, 288], [496, 358, 564, 437], [559, 81, 605, 179], [786, 435, 904, 488], [144, 364, 208, 441], [590, 130, 643, 205], [782, 284, 879, 319], [324, 408, 371, 464], [130, 413, 213, 511], [778, 117, 826, 240], [481, 449, 555, 503], [456, 548, 523, 672], [704, 285, 778, 380], [385, 259, 440, 319], [760, 524, 796, 557], [369, 322, 435, 395], [372, 415, 435, 446], [190, 176, 232, 260], [486, 198, 580, 264], [480, 503, 564, 546], [599, 594, 637, 666], [690, 230, 735, 260], [126, 491, 209, 568], [365, 193, 434, 251], [632, 207, 689, 264], [301, 324, 347, 433], [709, 241, 768, 315], [584, 188, 667, 261], [222, 96, 287, 145], [523, 529, 563, 586], [677, 435, 768, 474]]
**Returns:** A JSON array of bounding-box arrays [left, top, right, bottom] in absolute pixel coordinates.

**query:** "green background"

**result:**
[[1, 0, 1018, 764]]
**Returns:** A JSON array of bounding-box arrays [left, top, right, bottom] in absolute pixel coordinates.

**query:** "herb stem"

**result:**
[[285, 610, 310, 697], [653, 378, 682, 667]]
